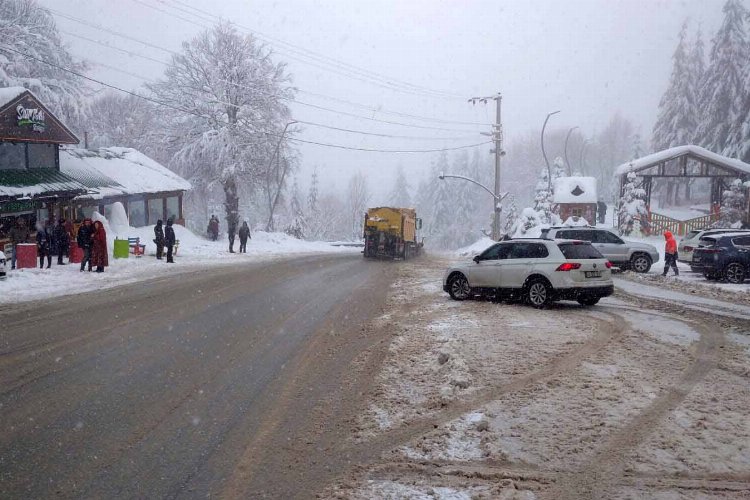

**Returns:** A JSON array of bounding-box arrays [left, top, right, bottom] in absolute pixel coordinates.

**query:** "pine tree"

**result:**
[[618, 171, 649, 236], [715, 178, 747, 227], [533, 167, 556, 225], [695, 0, 748, 155], [652, 20, 695, 151], [285, 177, 306, 239], [503, 196, 518, 235], [388, 165, 412, 206], [688, 28, 706, 142]]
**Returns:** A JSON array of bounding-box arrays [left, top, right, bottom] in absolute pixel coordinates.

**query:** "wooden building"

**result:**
[[553, 176, 598, 225]]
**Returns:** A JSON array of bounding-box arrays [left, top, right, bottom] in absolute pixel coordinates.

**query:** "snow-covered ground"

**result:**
[[1, 206, 358, 305], [324, 254, 750, 499]]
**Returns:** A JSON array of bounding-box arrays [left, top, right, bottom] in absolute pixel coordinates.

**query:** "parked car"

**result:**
[[692, 232, 750, 283], [443, 239, 614, 307], [679, 228, 750, 270], [0, 250, 5, 280], [541, 226, 659, 273]]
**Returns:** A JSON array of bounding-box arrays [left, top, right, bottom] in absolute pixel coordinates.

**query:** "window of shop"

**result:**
[[78, 205, 96, 220], [27, 143, 56, 169], [0, 142, 26, 170], [166, 196, 179, 221], [147, 198, 163, 225], [128, 199, 146, 227], [37, 207, 49, 222]]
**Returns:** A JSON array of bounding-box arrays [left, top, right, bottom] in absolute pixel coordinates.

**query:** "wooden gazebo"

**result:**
[[615, 145, 750, 235]]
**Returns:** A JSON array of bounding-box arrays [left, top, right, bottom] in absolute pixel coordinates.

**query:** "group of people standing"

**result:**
[[207, 215, 251, 253], [153, 219, 176, 263], [76, 218, 109, 273], [8, 217, 76, 270]]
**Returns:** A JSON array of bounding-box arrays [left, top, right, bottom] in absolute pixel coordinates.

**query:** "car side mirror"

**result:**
[[473, 255, 481, 263]]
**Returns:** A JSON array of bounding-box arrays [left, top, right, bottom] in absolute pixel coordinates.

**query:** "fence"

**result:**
[[647, 211, 722, 236]]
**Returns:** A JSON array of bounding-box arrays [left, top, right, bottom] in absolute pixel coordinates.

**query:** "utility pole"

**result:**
[[469, 93, 503, 240]]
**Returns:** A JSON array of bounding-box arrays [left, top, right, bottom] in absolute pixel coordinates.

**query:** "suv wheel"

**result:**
[[630, 253, 652, 273], [724, 262, 746, 284], [525, 279, 550, 308], [448, 273, 471, 301]]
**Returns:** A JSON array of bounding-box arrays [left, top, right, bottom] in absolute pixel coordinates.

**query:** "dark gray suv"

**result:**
[[541, 226, 660, 273]]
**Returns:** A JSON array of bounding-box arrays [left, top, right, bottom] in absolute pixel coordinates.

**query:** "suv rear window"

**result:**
[[557, 242, 603, 259], [698, 237, 717, 247]]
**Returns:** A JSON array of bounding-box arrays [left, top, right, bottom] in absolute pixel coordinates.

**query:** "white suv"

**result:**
[[0, 250, 6, 280], [443, 239, 614, 307]]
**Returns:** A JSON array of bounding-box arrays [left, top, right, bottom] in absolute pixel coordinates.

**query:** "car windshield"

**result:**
[[557, 242, 603, 259]]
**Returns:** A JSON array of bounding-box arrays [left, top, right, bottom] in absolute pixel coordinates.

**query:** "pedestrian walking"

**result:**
[[154, 219, 165, 260], [52, 218, 69, 265], [77, 218, 94, 272], [8, 217, 29, 270], [238, 220, 251, 253], [662, 230, 679, 277], [228, 219, 237, 253], [207, 215, 219, 241], [90, 220, 108, 273]]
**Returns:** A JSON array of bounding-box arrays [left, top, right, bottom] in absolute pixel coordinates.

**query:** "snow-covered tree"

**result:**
[[533, 167, 556, 225], [0, 0, 88, 134], [695, 0, 748, 156], [652, 21, 696, 151], [346, 172, 370, 240], [148, 22, 293, 235], [284, 177, 306, 239], [618, 171, 649, 236], [552, 156, 566, 181], [503, 195, 518, 235], [714, 178, 747, 227], [388, 165, 412, 207]]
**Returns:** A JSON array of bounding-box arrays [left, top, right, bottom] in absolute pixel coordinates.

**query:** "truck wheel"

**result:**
[[448, 273, 471, 301], [630, 253, 652, 273]]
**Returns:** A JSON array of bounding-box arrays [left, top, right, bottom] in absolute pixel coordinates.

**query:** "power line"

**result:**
[[155, 0, 466, 100], [1, 45, 492, 154], [49, 7, 489, 131], [295, 120, 479, 141]]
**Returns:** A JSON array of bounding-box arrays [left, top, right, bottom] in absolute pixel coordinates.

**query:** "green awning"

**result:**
[[0, 168, 89, 200]]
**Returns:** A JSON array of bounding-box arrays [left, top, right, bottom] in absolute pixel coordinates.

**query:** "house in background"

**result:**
[[553, 176, 598, 226]]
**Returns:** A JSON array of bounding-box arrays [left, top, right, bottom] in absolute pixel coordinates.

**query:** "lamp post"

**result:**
[[438, 172, 509, 240], [564, 126, 579, 176], [541, 110, 560, 190]]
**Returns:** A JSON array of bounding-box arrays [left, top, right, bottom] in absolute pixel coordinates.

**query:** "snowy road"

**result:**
[[0, 254, 397, 499], [324, 256, 750, 499]]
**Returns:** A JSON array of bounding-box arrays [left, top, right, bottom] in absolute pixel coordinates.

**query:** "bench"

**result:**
[[128, 237, 146, 257]]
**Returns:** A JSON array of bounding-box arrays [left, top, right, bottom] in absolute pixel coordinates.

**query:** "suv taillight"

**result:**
[[701, 248, 723, 254], [684, 246, 693, 252], [556, 262, 581, 271], [605, 261, 613, 268]]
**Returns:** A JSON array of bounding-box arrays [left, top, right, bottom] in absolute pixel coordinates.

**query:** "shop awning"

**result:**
[[0, 168, 89, 201]]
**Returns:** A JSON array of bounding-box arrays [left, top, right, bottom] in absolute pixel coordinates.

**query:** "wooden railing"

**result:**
[[647, 211, 722, 236]]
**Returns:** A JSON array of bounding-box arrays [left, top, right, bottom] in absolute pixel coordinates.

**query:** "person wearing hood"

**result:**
[[90, 220, 108, 272], [238, 220, 251, 253], [52, 218, 69, 265], [663, 230, 679, 277], [36, 220, 52, 269], [165, 218, 176, 263], [154, 219, 165, 260], [77, 218, 94, 272]]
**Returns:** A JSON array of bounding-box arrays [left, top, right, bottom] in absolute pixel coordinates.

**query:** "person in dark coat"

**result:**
[[154, 219, 165, 260], [238, 220, 251, 253], [77, 218, 94, 272], [207, 215, 219, 241], [165, 219, 176, 263], [90, 220, 108, 272], [36, 221, 52, 269], [52, 218, 69, 265], [227, 219, 237, 253], [8, 217, 28, 270]]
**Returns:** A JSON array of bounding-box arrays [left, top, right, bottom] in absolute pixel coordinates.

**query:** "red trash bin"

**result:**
[[15, 243, 37, 269], [69, 241, 83, 263]]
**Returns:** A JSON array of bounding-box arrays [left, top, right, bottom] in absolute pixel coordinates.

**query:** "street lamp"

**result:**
[[438, 172, 510, 240], [564, 126, 579, 176], [541, 110, 560, 190]]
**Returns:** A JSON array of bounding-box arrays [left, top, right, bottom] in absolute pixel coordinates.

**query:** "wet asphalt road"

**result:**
[[0, 254, 393, 499]]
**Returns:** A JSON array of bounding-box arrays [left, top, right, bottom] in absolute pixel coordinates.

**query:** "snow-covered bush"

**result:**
[[513, 208, 542, 237], [618, 171, 649, 236], [713, 178, 747, 228]]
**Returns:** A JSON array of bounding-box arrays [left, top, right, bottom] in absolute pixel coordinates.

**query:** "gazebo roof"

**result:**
[[615, 145, 750, 178]]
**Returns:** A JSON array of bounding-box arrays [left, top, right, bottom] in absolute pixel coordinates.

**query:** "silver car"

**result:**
[[542, 226, 659, 273]]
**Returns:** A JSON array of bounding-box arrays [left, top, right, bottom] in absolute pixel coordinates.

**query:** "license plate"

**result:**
[[585, 271, 602, 278]]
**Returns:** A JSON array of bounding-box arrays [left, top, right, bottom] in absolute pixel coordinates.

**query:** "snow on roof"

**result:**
[[60, 147, 191, 200], [553, 176, 597, 204], [615, 145, 750, 177], [0, 86, 28, 110]]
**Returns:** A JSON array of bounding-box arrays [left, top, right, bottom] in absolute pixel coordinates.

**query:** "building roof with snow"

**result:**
[[0, 86, 27, 110], [615, 145, 750, 177], [0, 87, 79, 144], [553, 176, 597, 204], [60, 147, 191, 200]]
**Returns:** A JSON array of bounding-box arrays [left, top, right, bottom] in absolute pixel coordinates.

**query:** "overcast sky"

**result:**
[[39, 0, 725, 203]]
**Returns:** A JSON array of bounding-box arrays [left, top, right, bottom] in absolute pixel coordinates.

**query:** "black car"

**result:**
[[692, 233, 750, 283]]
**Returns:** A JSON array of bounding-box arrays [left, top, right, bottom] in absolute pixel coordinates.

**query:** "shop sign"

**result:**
[[0, 199, 35, 214], [16, 105, 46, 132]]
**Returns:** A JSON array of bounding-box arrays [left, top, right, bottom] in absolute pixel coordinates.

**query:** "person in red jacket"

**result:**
[[663, 230, 679, 276], [90, 220, 109, 273]]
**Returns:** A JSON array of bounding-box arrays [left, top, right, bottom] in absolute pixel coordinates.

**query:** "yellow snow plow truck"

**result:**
[[363, 207, 423, 259]]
